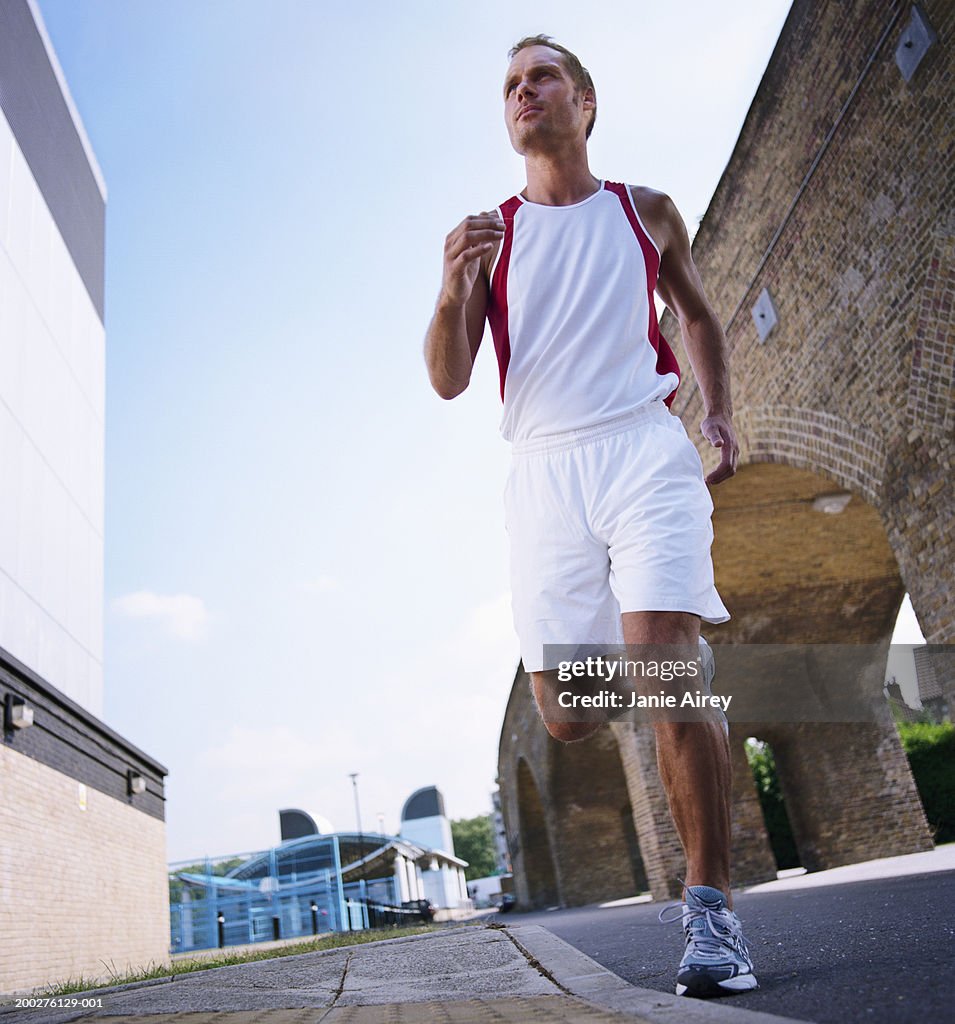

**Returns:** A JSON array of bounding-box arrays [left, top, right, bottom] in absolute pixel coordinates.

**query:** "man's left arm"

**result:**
[[643, 190, 739, 485]]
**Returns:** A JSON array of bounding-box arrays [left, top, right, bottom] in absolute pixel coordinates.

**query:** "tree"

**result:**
[[451, 815, 498, 880], [744, 738, 800, 870], [168, 857, 246, 904]]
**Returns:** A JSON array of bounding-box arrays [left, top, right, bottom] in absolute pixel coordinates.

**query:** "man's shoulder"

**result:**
[[628, 184, 673, 211], [491, 193, 524, 214], [626, 185, 678, 254]]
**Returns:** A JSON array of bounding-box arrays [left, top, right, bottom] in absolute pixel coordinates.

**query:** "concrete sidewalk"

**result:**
[[0, 923, 808, 1024], [742, 841, 955, 894], [8, 847, 952, 1023]]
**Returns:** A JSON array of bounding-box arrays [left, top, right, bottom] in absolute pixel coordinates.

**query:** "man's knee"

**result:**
[[531, 671, 603, 743], [543, 720, 602, 743], [653, 717, 729, 749]]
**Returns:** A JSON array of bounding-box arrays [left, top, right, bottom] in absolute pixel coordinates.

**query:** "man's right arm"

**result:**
[[424, 212, 503, 399]]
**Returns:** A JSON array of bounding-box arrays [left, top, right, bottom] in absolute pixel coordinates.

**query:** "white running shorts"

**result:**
[[504, 401, 730, 673]]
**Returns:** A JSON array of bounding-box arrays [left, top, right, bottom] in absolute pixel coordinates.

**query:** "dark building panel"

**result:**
[[402, 786, 445, 821], [280, 808, 319, 840], [0, 0, 105, 321], [1, 644, 167, 822]]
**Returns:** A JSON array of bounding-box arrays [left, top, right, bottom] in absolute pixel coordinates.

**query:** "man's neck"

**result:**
[[522, 148, 598, 206]]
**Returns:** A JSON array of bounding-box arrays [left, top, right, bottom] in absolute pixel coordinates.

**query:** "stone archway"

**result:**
[[708, 462, 904, 644], [708, 463, 933, 873], [497, 0, 951, 906], [547, 726, 647, 906], [500, 681, 663, 908], [498, 460, 936, 904], [514, 758, 558, 909]]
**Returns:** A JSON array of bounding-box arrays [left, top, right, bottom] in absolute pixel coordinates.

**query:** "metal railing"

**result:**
[[169, 867, 428, 953]]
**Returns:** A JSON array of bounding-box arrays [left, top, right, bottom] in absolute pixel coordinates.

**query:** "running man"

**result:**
[[423, 35, 757, 998]]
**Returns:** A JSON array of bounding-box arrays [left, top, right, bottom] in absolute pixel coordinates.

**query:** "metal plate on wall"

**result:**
[[895, 4, 938, 83], [752, 287, 779, 343]]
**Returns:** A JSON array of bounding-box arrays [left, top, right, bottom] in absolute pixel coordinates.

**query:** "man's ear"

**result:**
[[581, 87, 597, 137]]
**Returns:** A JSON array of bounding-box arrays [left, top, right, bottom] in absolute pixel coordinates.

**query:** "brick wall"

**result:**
[[663, 0, 953, 643], [0, 745, 170, 995], [757, 717, 933, 871], [497, 0, 948, 909]]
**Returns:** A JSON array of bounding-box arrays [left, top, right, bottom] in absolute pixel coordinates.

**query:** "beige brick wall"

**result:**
[[664, 0, 954, 643], [498, 1, 949, 907], [0, 745, 170, 995]]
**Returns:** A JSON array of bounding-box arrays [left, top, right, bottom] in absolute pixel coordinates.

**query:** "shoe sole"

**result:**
[[676, 972, 759, 998]]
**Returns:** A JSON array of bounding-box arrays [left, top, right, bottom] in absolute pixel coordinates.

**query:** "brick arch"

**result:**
[[661, 0, 954, 645], [514, 758, 558, 909], [707, 461, 902, 644], [706, 461, 933, 870], [497, 0, 952, 909], [498, 460, 935, 904], [745, 718, 932, 873], [498, 672, 662, 906], [547, 726, 647, 905], [733, 405, 886, 507]]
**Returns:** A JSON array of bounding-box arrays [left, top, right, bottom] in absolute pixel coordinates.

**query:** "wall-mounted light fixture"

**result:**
[[4, 693, 34, 730], [127, 769, 146, 795], [813, 493, 853, 515]]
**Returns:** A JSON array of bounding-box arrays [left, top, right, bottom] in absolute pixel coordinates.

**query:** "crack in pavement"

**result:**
[[316, 951, 353, 1022], [490, 925, 573, 997]]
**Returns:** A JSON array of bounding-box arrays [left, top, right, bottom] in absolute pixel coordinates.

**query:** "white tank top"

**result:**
[[486, 180, 680, 443]]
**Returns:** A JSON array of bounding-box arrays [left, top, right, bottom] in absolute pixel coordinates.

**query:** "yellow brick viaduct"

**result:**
[[497, 0, 953, 907]]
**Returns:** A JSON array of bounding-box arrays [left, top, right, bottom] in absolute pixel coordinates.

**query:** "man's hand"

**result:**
[[700, 412, 739, 485], [441, 212, 504, 306], [424, 212, 501, 399]]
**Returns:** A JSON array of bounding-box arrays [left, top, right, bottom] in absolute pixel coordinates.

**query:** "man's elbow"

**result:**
[[423, 333, 474, 399], [432, 376, 469, 400], [681, 309, 723, 340]]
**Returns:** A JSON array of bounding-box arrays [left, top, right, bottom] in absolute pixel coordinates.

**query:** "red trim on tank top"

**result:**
[[604, 181, 681, 407], [488, 196, 522, 401]]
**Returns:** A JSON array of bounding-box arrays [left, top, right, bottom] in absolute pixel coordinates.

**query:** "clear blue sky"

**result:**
[[35, 0, 897, 863]]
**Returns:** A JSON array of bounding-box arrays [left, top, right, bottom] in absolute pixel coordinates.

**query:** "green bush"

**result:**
[[897, 721, 955, 844], [745, 739, 800, 870]]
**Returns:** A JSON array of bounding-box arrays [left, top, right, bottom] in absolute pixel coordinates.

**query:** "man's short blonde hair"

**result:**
[[508, 34, 597, 139]]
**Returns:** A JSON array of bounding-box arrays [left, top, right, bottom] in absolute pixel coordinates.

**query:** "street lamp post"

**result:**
[[348, 772, 363, 836], [348, 772, 366, 908]]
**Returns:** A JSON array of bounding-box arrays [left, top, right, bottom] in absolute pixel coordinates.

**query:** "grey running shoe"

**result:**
[[659, 884, 758, 998]]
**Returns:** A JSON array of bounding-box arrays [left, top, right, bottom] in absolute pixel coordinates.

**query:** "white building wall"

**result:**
[[421, 869, 445, 908], [400, 814, 454, 855], [0, 104, 105, 716]]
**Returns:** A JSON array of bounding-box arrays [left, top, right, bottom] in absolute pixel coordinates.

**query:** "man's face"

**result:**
[[503, 45, 593, 155]]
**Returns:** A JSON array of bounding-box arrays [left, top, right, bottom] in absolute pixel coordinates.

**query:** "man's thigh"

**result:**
[[621, 610, 700, 646]]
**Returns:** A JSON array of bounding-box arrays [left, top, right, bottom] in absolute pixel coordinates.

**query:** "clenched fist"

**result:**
[[441, 212, 505, 306]]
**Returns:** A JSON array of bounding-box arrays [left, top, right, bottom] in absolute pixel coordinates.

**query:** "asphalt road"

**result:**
[[494, 870, 955, 1024]]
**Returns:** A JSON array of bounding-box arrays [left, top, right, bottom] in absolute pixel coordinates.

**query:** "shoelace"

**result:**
[[658, 895, 743, 961]]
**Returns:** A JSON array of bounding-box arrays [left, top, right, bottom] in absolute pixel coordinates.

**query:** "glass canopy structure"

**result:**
[[169, 832, 467, 953]]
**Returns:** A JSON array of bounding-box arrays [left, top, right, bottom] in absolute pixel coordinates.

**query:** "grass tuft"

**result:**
[[28, 925, 439, 998]]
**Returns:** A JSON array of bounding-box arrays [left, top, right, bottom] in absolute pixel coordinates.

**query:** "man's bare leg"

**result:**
[[622, 610, 734, 907]]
